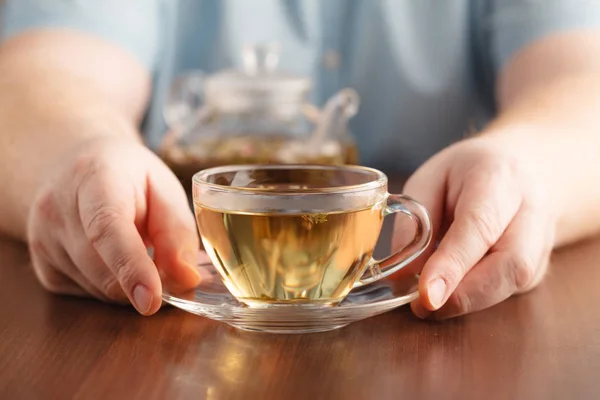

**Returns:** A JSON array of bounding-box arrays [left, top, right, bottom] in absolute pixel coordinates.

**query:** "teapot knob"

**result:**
[[242, 43, 280, 75]]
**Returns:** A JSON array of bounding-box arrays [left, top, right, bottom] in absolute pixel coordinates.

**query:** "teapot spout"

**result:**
[[310, 88, 360, 146], [333, 87, 360, 120]]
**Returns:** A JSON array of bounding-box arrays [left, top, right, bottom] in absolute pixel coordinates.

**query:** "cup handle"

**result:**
[[353, 194, 432, 288]]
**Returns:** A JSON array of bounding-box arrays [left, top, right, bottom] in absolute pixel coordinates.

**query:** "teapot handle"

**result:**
[[163, 70, 210, 136]]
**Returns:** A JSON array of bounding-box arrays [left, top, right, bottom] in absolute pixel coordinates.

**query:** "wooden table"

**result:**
[[1, 212, 600, 399]]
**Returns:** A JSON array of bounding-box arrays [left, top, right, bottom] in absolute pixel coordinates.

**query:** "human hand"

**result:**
[[394, 137, 556, 319], [27, 136, 202, 315]]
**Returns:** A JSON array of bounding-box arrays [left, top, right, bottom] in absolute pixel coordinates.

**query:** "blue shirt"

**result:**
[[2, 0, 600, 172]]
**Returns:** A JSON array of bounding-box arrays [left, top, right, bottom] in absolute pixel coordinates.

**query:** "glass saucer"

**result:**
[[162, 264, 419, 334]]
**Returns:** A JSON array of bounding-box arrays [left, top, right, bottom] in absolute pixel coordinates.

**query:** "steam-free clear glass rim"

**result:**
[[192, 164, 388, 195], [162, 264, 419, 334]]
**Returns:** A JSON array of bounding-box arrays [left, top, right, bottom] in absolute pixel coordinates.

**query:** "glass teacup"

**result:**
[[193, 165, 431, 307]]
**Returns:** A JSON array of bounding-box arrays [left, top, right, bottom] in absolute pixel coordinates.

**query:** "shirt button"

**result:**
[[323, 49, 341, 70]]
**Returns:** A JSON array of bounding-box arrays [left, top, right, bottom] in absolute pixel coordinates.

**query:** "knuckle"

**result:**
[[32, 190, 63, 227], [464, 206, 503, 249], [35, 190, 56, 215], [439, 246, 470, 284], [111, 253, 138, 290], [70, 153, 101, 181], [507, 253, 535, 291], [472, 150, 521, 182], [28, 237, 47, 259], [490, 156, 519, 181], [84, 205, 122, 247], [70, 153, 115, 199]]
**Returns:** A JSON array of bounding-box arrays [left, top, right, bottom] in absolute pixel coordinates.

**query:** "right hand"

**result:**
[[27, 136, 202, 315], [393, 137, 554, 319]]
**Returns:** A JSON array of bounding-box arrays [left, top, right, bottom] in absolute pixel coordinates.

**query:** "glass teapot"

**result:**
[[159, 44, 360, 188]]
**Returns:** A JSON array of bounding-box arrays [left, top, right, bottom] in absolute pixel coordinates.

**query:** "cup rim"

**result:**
[[192, 164, 387, 195]]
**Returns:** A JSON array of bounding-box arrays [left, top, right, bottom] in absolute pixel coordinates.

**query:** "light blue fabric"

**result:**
[[2, 0, 600, 172]]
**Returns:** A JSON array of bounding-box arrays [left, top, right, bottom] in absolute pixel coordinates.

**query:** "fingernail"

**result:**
[[133, 284, 153, 314], [427, 278, 447, 309]]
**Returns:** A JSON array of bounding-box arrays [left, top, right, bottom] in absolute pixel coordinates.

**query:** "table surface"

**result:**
[[1, 182, 600, 400]]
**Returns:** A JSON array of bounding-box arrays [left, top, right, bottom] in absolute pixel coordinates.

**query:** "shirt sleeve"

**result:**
[[0, 0, 163, 72], [483, 0, 600, 72]]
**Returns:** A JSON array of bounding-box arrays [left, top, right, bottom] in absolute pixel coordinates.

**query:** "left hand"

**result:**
[[393, 137, 556, 319]]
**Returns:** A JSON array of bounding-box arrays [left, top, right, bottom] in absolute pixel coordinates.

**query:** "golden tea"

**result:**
[[195, 204, 384, 306], [191, 164, 431, 311]]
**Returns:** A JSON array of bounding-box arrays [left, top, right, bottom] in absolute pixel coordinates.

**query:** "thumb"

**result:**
[[146, 168, 201, 291]]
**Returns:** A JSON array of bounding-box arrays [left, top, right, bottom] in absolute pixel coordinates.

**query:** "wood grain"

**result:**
[[1, 180, 600, 399]]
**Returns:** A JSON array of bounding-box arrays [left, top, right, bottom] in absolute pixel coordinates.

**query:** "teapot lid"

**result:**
[[204, 44, 311, 109]]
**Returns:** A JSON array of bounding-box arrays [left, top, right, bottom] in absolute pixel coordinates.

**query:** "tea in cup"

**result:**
[[193, 165, 431, 307]]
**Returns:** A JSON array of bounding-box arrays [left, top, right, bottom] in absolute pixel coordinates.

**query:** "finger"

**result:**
[[52, 174, 129, 303], [146, 167, 202, 289], [159, 251, 216, 294], [410, 299, 432, 320], [51, 245, 112, 302], [28, 194, 109, 301], [29, 245, 90, 298], [63, 230, 129, 303], [418, 172, 522, 311], [78, 175, 162, 316], [391, 160, 447, 278], [416, 206, 551, 319]]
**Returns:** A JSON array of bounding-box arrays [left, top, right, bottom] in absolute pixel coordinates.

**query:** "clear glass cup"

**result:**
[[192, 164, 432, 308]]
